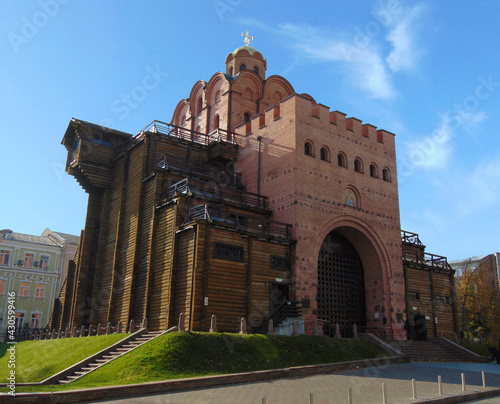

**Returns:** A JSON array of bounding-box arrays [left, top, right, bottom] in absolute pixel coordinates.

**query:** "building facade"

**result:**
[[54, 43, 458, 340], [401, 231, 458, 340], [450, 253, 500, 287], [0, 229, 78, 340]]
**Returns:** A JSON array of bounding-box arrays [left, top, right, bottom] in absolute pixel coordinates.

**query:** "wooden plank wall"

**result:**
[[433, 272, 456, 339], [173, 228, 196, 330], [148, 203, 176, 330], [70, 192, 104, 328], [92, 157, 125, 325], [114, 145, 145, 324], [249, 239, 292, 330], [404, 266, 456, 339], [404, 266, 436, 338], [131, 175, 157, 321], [204, 227, 248, 332]]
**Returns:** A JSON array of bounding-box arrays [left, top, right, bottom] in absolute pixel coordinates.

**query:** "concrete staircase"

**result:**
[[0, 328, 179, 388], [388, 340, 474, 362], [58, 330, 163, 384]]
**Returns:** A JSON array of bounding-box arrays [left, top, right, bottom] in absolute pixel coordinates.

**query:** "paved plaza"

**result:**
[[92, 362, 500, 404]]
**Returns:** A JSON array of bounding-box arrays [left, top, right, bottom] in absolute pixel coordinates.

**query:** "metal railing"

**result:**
[[166, 178, 268, 210], [402, 249, 451, 270], [401, 230, 424, 246], [156, 154, 242, 187], [187, 204, 293, 239], [137, 120, 242, 146]]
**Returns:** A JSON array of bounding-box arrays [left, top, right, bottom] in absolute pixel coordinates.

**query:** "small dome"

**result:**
[[232, 45, 259, 55]]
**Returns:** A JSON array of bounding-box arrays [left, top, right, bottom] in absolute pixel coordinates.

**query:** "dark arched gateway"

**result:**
[[317, 232, 366, 337]]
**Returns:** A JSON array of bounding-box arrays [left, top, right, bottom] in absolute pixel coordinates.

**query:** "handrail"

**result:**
[[401, 230, 424, 246], [166, 177, 268, 210], [186, 204, 293, 240], [136, 120, 241, 146], [402, 249, 451, 270]]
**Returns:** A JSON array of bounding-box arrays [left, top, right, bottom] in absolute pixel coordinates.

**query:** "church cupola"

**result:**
[[225, 31, 267, 81]]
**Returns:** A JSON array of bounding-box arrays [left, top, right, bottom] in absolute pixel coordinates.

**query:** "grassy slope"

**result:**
[[11, 332, 388, 393], [0, 334, 127, 383], [460, 341, 492, 357]]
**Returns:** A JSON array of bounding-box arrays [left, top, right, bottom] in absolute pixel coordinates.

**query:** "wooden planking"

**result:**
[[174, 229, 195, 330], [433, 272, 456, 338], [404, 266, 436, 337], [109, 146, 145, 325], [149, 204, 176, 330], [404, 266, 456, 339], [131, 175, 157, 321], [92, 157, 125, 325]]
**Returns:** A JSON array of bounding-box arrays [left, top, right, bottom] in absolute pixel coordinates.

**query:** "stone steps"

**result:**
[[388, 340, 469, 362], [58, 331, 165, 384]]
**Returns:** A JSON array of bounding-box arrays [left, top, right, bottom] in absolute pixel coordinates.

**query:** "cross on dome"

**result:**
[[241, 30, 253, 46]]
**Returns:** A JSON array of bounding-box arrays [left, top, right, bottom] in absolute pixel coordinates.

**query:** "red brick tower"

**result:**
[[171, 43, 406, 339]]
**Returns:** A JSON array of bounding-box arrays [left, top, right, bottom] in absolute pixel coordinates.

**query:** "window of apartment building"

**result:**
[[30, 313, 41, 329], [19, 281, 29, 297], [35, 283, 45, 298], [24, 253, 34, 268], [15, 313, 24, 329], [39, 255, 50, 271], [0, 250, 10, 265], [0, 279, 5, 295]]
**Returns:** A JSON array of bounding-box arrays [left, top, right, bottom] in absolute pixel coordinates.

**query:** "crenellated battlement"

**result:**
[[240, 93, 395, 147]]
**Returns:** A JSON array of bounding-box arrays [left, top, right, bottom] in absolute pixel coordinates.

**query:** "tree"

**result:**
[[455, 258, 500, 345]]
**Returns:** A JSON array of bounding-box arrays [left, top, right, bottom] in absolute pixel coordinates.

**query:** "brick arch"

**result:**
[[313, 215, 392, 336], [314, 215, 390, 281]]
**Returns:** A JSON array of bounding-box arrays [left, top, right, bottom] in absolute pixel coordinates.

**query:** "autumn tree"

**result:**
[[455, 258, 500, 345]]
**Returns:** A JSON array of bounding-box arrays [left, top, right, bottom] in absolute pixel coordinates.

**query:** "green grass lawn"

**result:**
[[0, 333, 127, 384], [6, 332, 388, 393], [460, 340, 492, 357]]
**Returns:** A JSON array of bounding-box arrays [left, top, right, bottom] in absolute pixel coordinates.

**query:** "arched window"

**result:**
[[305, 142, 314, 156], [320, 147, 330, 162], [230, 67, 233, 76], [196, 96, 203, 115], [370, 164, 378, 178], [354, 158, 363, 173], [214, 90, 221, 103], [213, 114, 220, 130], [254, 66, 259, 74], [240, 63, 246, 72], [244, 112, 251, 122], [338, 153, 346, 167], [383, 168, 391, 182]]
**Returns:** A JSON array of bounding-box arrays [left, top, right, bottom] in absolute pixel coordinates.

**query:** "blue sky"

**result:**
[[1, 0, 499, 260]]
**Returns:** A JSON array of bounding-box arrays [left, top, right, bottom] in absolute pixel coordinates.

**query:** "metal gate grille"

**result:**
[[317, 232, 366, 337]]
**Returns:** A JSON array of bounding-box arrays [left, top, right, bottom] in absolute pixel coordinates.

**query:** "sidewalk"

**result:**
[[92, 362, 500, 404]]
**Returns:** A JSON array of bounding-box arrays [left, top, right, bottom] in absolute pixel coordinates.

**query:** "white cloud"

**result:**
[[239, 3, 427, 99], [385, 4, 426, 72], [456, 156, 500, 217], [405, 115, 452, 169], [278, 23, 395, 99]]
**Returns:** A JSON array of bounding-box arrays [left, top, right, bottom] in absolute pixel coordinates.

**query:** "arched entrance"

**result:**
[[317, 231, 366, 337]]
